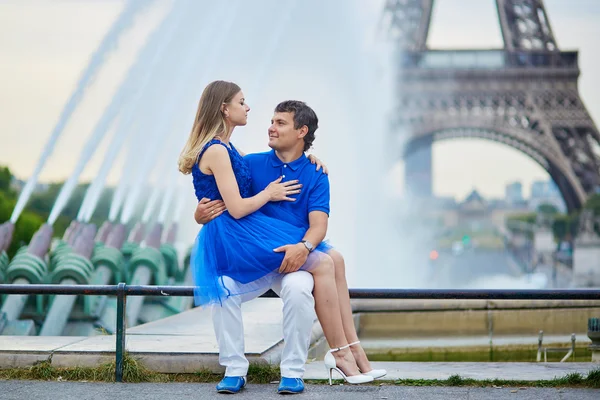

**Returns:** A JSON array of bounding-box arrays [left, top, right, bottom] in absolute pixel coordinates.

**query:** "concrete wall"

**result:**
[[354, 299, 600, 337]]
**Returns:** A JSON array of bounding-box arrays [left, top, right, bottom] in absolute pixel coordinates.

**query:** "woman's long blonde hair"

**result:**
[[178, 80, 241, 174]]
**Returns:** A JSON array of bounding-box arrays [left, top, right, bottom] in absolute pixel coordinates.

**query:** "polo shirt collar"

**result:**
[[269, 150, 307, 171]]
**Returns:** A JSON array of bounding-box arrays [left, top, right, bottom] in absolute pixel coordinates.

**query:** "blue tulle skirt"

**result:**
[[190, 210, 331, 306]]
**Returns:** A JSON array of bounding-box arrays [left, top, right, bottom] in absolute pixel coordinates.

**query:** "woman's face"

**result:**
[[224, 91, 250, 126]]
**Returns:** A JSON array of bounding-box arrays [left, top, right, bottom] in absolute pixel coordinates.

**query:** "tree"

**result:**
[[584, 193, 600, 216], [0, 166, 15, 199], [583, 193, 600, 236], [8, 212, 44, 258], [537, 203, 559, 215], [506, 213, 537, 240], [0, 164, 115, 253], [552, 214, 572, 242], [0, 191, 44, 258]]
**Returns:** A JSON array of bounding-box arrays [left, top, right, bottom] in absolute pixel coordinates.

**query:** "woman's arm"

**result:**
[[202, 145, 301, 219]]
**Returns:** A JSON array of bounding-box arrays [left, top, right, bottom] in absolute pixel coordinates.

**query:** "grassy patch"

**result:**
[[0, 356, 276, 384], [1, 358, 598, 388], [246, 363, 280, 384], [0, 354, 164, 383], [387, 369, 600, 388]]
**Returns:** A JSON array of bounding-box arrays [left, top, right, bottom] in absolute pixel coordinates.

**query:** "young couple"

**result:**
[[178, 80, 385, 395]]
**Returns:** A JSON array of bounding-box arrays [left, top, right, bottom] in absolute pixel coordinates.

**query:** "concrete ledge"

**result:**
[[0, 353, 52, 368], [352, 299, 600, 312], [358, 307, 600, 337]]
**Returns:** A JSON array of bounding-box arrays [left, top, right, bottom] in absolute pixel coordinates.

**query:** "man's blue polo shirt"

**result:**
[[243, 150, 330, 230]]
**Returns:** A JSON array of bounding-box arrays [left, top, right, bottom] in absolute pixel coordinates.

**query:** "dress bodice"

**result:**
[[191, 139, 252, 201]]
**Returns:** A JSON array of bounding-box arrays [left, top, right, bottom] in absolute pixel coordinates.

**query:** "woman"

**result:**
[[179, 80, 372, 384]]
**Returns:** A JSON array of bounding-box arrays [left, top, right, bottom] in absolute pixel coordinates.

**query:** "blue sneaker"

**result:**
[[277, 377, 304, 394], [216, 376, 246, 394]]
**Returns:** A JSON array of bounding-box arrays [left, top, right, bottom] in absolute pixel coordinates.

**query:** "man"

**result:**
[[195, 100, 345, 394]]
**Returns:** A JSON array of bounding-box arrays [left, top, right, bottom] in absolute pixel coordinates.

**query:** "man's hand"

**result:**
[[194, 198, 227, 225], [273, 243, 310, 273]]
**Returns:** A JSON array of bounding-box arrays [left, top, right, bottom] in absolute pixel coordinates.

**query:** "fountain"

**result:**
[[0, 224, 53, 334], [9, 0, 154, 225], [39, 224, 96, 336], [0, 0, 422, 338]]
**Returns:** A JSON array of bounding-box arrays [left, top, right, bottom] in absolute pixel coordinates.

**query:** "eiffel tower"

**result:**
[[382, 0, 600, 211]]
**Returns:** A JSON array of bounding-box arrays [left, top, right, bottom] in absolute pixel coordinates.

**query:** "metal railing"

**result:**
[[1, 283, 599, 381]]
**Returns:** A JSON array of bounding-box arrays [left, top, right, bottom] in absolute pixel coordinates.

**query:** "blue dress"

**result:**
[[190, 139, 331, 306]]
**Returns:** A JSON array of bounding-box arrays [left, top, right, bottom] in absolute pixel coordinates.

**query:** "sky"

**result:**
[[0, 0, 599, 202]]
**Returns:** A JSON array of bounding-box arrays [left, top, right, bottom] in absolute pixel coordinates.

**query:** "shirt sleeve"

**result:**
[[308, 173, 330, 215]]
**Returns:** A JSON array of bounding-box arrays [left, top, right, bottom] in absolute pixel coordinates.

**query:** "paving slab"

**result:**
[[0, 336, 89, 368], [0, 336, 86, 352], [304, 361, 600, 381]]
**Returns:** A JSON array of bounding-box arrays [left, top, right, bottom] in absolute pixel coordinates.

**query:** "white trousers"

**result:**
[[212, 271, 316, 378]]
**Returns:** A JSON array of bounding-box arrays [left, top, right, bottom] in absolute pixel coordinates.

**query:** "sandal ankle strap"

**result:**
[[328, 343, 350, 353]]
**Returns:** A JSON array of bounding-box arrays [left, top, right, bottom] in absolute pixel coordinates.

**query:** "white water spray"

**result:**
[[78, 2, 204, 223], [10, 0, 153, 224], [157, 171, 179, 224], [105, 0, 197, 221], [47, 1, 191, 225], [119, 1, 234, 224], [141, 184, 162, 224]]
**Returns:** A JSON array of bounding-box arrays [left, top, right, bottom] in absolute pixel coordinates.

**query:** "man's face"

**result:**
[[268, 112, 304, 151]]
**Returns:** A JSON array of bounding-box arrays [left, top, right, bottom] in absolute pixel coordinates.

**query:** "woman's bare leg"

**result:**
[[328, 249, 374, 373], [309, 253, 361, 376]]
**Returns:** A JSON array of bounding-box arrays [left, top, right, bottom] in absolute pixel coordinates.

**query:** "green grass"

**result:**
[[0, 355, 277, 384], [1, 356, 598, 388], [386, 370, 600, 389]]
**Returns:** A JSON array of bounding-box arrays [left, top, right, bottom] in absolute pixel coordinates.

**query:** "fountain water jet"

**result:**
[[10, 0, 154, 224], [0, 224, 53, 324], [39, 224, 97, 336], [96, 221, 113, 244], [126, 223, 165, 326], [79, 1, 212, 224], [0, 223, 15, 284], [119, 1, 231, 225], [109, 0, 209, 224], [47, 1, 191, 225], [157, 181, 176, 224]]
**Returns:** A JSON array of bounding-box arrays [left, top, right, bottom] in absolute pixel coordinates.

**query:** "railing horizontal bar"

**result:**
[[0, 284, 599, 300], [347, 288, 600, 300], [0, 284, 120, 296]]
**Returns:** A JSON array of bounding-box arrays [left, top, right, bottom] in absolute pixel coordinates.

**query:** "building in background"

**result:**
[[529, 179, 566, 213], [505, 181, 524, 205]]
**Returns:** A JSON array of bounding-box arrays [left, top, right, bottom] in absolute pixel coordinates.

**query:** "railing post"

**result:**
[[115, 282, 127, 382]]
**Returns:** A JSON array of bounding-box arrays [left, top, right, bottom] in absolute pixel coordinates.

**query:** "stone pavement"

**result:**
[[0, 380, 598, 399], [304, 361, 599, 381]]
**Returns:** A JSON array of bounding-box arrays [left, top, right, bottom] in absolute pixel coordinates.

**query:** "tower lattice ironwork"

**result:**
[[382, 0, 600, 211]]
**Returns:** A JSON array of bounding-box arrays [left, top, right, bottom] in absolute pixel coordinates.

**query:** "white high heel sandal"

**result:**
[[324, 344, 374, 385], [348, 341, 387, 379]]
